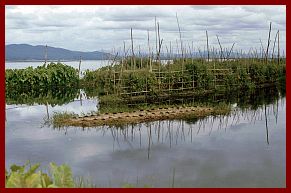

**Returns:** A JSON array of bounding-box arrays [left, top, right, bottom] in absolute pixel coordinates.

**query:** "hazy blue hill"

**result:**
[[5, 44, 110, 61]]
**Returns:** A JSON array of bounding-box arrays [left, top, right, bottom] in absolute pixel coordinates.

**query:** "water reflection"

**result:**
[[6, 87, 79, 106], [5, 83, 286, 187], [40, 98, 285, 187], [55, 99, 283, 156]]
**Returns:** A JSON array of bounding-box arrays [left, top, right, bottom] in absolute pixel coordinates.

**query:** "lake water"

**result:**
[[5, 59, 173, 72], [5, 60, 111, 72], [5, 86, 286, 187]]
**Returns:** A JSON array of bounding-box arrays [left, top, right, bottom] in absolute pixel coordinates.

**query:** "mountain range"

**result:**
[[6, 44, 255, 61], [5, 44, 111, 61]]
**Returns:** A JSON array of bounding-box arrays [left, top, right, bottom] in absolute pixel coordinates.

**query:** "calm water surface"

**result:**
[[5, 93, 286, 187], [5, 60, 110, 72], [5, 61, 286, 187]]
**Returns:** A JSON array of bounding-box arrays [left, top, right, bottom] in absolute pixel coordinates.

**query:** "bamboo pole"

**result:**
[[176, 13, 184, 67], [169, 41, 172, 65], [130, 28, 135, 71], [259, 39, 266, 63], [265, 22, 272, 63], [271, 30, 279, 60], [44, 44, 48, 66], [206, 30, 210, 62], [78, 56, 82, 78], [278, 30, 280, 65], [191, 41, 194, 64], [155, 17, 158, 55], [157, 22, 163, 63], [226, 43, 235, 60], [113, 69, 116, 94], [139, 45, 142, 69], [157, 22, 163, 93], [176, 39, 180, 57], [123, 41, 126, 70], [216, 35, 225, 60], [147, 29, 152, 72]]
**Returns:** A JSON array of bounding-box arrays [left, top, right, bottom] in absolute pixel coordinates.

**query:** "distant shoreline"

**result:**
[[5, 59, 110, 62]]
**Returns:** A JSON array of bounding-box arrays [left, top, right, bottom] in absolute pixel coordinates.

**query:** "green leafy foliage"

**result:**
[[6, 62, 79, 90], [49, 162, 74, 188], [82, 59, 285, 98], [6, 162, 74, 188], [50, 111, 78, 128], [6, 86, 79, 106]]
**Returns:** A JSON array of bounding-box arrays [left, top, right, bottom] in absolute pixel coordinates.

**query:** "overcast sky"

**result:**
[[5, 5, 286, 54]]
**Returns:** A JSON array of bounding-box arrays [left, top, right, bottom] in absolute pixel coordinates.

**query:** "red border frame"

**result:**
[[1, 1, 288, 192]]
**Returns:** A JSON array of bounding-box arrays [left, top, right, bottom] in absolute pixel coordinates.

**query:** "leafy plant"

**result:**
[[6, 161, 74, 188], [6, 62, 79, 90]]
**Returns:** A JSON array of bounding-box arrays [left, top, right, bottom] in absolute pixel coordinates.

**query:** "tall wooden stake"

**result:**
[[278, 30, 280, 65], [44, 44, 48, 66], [147, 30, 152, 71], [216, 35, 225, 60], [271, 30, 279, 60], [265, 22, 272, 63], [206, 30, 210, 62], [130, 28, 135, 71], [78, 56, 82, 78]]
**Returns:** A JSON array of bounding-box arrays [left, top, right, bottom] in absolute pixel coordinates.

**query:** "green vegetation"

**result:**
[[82, 59, 285, 99], [5, 162, 154, 188], [6, 87, 79, 106], [6, 161, 74, 188], [6, 62, 79, 90], [48, 101, 231, 128], [50, 111, 78, 128], [5, 59, 285, 106]]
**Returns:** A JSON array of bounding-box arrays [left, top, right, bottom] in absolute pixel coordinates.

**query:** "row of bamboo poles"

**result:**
[[97, 19, 284, 101], [103, 20, 282, 70]]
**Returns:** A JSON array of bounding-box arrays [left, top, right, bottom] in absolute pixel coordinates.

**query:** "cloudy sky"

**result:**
[[5, 5, 286, 54]]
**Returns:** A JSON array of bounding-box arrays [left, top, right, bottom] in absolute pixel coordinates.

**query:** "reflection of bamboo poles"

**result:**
[[275, 98, 279, 124], [51, 89, 285, 147], [147, 124, 152, 160], [171, 168, 175, 188], [139, 125, 142, 148], [110, 127, 116, 152], [264, 104, 270, 145], [46, 102, 49, 120], [79, 89, 82, 106]]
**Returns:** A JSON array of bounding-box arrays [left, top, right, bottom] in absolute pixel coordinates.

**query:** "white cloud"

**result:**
[[5, 5, 286, 53]]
